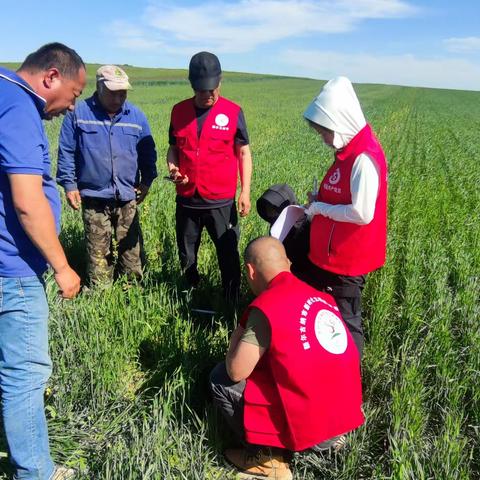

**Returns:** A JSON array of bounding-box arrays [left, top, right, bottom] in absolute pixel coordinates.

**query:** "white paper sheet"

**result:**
[[270, 205, 306, 242]]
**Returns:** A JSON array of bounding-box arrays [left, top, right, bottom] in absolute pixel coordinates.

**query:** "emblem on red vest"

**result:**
[[314, 309, 348, 354], [329, 168, 341, 185], [213, 113, 230, 130]]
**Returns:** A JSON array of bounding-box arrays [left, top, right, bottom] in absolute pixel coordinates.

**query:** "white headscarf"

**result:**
[[303, 76, 366, 149]]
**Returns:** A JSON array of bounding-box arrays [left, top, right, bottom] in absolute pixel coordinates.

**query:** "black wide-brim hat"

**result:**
[[189, 51, 222, 91]]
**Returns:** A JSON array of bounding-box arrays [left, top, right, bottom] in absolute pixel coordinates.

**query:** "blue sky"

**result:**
[[1, 0, 479, 90]]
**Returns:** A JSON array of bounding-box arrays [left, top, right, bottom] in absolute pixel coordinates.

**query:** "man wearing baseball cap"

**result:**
[[57, 65, 157, 285], [167, 52, 253, 301]]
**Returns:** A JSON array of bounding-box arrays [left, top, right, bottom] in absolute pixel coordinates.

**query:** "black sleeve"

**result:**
[[168, 122, 176, 146], [137, 134, 158, 186], [235, 108, 250, 145]]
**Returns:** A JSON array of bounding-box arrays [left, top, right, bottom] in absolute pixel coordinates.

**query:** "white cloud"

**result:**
[[335, 0, 418, 19], [444, 37, 480, 54], [105, 20, 164, 51], [108, 0, 417, 54], [280, 49, 480, 90]]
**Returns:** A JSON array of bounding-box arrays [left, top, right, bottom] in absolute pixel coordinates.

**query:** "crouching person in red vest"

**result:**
[[210, 236, 364, 479]]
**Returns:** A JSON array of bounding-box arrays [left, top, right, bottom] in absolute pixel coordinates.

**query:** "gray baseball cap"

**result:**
[[188, 52, 221, 91], [96, 65, 132, 91]]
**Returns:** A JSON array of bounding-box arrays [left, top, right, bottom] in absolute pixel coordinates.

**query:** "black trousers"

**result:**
[[175, 202, 241, 299], [210, 362, 246, 443], [302, 261, 366, 357]]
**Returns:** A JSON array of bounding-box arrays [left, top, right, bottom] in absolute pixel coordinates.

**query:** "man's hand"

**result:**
[[166, 145, 188, 185], [238, 191, 251, 217], [169, 166, 189, 185], [304, 202, 323, 221], [135, 183, 150, 204], [54, 265, 81, 299], [66, 190, 81, 210]]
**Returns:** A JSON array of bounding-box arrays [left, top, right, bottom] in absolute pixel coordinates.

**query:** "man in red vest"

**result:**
[[210, 236, 364, 479], [167, 52, 253, 301]]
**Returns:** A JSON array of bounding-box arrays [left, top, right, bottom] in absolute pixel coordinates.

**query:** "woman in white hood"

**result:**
[[303, 76, 388, 357]]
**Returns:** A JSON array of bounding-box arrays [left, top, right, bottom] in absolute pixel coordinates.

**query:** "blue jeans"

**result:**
[[0, 276, 55, 480]]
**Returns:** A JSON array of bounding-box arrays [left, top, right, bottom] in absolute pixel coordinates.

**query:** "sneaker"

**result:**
[[50, 466, 75, 480], [311, 434, 347, 453], [224, 447, 293, 480]]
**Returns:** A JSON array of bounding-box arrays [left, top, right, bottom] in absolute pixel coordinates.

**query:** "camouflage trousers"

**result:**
[[82, 197, 144, 285]]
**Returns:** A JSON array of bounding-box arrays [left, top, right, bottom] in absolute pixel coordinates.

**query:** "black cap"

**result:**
[[188, 51, 222, 91]]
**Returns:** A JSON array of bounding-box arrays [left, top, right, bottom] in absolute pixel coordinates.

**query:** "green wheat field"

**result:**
[[0, 64, 479, 479]]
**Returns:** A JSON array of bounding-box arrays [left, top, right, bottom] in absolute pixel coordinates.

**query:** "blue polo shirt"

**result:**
[[0, 67, 61, 277], [56, 95, 157, 201]]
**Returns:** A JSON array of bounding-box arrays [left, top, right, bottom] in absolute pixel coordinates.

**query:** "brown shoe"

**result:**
[[224, 447, 293, 479]]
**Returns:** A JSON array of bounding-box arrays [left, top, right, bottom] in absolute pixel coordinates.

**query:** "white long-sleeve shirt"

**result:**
[[307, 153, 379, 225]]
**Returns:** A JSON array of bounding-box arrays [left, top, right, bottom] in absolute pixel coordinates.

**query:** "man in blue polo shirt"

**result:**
[[0, 43, 85, 479], [57, 65, 157, 285]]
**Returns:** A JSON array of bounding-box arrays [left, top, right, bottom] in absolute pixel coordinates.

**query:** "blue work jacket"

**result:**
[[57, 94, 157, 201]]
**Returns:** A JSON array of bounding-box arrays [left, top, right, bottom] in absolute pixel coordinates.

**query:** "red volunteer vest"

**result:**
[[309, 124, 388, 276], [170, 96, 240, 200], [240, 272, 364, 451]]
